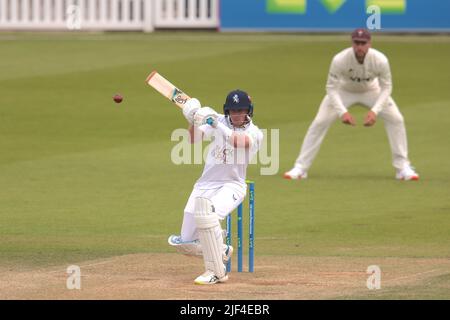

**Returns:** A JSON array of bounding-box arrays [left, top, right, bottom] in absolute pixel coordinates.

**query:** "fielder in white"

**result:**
[[168, 90, 263, 285], [284, 29, 419, 181]]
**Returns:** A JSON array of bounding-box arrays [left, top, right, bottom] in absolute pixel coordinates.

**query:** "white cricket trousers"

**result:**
[[180, 183, 246, 242], [295, 89, 411, 171]]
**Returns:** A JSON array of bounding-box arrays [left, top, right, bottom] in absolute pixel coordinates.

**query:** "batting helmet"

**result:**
[[223, 89, 253, 118]]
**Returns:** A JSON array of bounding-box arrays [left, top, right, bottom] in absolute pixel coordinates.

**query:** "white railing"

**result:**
[[0, 0, 219, 32], [155, 0, 218, 28]]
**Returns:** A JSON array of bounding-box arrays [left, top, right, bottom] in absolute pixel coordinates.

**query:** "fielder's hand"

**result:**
[[182, 98, 201, 125], [193, 106, 218, 127], [341, 112, 356, 126], [363, 111, 377, 127]]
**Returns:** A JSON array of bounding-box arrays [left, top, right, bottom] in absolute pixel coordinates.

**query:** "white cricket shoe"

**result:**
[[168, 234, 201, 246], [169, 235, 233, 264], [396, 165, 419, 181], [283, 166, 308, 180], [167, 235, 203, 258], [194, 270, 228, 285], [168, 234, 182, 245]]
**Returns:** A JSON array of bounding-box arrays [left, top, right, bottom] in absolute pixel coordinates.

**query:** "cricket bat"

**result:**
[[146, 71, 190, 109]]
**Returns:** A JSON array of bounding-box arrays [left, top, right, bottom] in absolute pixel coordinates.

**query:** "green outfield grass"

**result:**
[[0, 33, 449, 298]]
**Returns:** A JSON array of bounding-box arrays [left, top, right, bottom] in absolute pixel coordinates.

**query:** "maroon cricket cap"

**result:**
[[351, 28, 371, 42]]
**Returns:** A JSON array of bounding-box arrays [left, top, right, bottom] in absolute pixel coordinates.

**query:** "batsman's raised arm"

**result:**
[[186, 101, 218, 143], [185, 97, 261, 149], [207, 120, 257, 149], [183, 98, 201, 125]]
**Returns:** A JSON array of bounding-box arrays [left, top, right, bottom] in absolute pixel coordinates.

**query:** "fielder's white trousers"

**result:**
[[181, 183, 246, 242], [295, 89, 410, 171]]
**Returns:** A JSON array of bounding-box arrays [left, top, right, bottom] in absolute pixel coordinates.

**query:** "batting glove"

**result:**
[[182, 98, 201, 125], [193, 106, 218, 127]]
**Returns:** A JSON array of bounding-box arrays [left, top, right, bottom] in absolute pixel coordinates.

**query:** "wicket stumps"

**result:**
[[226, 180, 255, 273]]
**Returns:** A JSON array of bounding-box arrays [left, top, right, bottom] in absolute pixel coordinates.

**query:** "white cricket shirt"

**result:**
[[194, 115, 263, 190], [326, 47, 393, 116]]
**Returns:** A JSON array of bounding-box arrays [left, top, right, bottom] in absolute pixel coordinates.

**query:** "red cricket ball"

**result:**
[[113, 94, 123, 103]]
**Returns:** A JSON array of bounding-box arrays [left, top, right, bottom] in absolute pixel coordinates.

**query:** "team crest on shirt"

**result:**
[[348, 69, 372, 83], [211, 145, 233, 164]]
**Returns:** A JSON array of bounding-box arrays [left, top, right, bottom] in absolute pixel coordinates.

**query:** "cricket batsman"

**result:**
[[168, 90, 263, 284], [284, 29, 419, 181]]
